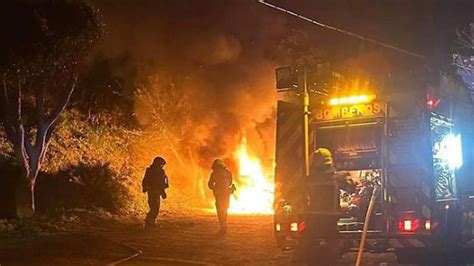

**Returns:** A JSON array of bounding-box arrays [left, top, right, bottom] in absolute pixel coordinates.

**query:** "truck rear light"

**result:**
[[424, 219, 431, 231], [275, 223, 281, 232], [298, 221, 305, 232], [290, 222, 298, 232], [398, 219, 420, 233]]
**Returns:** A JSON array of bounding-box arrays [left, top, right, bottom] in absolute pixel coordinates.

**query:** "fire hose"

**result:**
[[355, 187, 379, 266], [106, 240, 143, 266]]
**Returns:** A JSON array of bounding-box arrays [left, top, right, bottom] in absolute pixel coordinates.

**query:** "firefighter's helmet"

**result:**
[[312, 148, 333, 168], [212, 159, 226, 170], [153, 156, 166, 166]]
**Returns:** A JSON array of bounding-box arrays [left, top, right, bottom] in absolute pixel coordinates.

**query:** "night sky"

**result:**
[[90, 0, 473, 69]]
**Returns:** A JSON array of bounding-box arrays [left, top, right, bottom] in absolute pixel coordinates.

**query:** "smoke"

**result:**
[[87, 0, 285, 203], [85, 0, 474, 209], [187, 33, 242, 66]]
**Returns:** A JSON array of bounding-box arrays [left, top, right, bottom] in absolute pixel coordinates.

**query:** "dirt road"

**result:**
[[101, 212, 290, 265], [0, 211, 397, 265], [100, 211, 396, 265]]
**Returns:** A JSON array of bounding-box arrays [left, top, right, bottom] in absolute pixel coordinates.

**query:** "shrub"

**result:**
[[63, 162, 132, 212], [0, 218, 40, 238], [36, 163, 133, 214]]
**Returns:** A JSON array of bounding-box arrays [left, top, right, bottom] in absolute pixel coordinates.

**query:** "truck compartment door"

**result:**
[[274, 101, 305, 210]]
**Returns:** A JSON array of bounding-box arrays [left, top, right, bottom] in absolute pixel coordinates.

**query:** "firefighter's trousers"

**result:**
[[215, 194, 230, 231], [145, 191, 161, 225]]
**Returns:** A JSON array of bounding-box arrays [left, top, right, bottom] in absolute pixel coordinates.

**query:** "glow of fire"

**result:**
[[229, 137, 274, 214]]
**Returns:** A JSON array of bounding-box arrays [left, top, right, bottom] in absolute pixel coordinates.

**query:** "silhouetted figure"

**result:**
[[142, 157, 169, 227], [208, 159, 235, 235], [297, 148, 351, 265]]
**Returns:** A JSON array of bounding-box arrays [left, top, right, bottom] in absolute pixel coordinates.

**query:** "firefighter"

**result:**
[[208, 159, 235, 235], [297, 148, 350, 265], [142, 156, 169, 227]]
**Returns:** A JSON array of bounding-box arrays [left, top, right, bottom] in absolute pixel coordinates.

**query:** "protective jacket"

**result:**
[[308, 165, 355, 212], [142, 165, 169, 194], [208, 168, 233, 196]]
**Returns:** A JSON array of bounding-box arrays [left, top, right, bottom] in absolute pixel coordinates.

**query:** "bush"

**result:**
[[36, 163, 133, 214], [0, 219, 17, 238], [0, 218, 40, 238], [63, 162, 132, 212]]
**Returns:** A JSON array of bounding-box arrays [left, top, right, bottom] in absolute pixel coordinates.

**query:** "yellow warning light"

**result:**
[[329, 94, 374, 106]]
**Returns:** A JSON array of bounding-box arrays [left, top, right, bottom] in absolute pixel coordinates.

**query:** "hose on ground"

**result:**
[[355, 187, 379, 266], [105, 239, 143, 266]]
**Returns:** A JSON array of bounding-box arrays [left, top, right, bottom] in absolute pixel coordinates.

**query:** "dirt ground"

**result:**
[[0, 211, 398, 265]]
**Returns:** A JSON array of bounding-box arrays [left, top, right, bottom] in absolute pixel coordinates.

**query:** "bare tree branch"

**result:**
[[34, 120, 49, 166], [24, 131, 34, 162], [16, 125, 30, 173], [44, 120, 56, 144], [46, 75, 77, 128]]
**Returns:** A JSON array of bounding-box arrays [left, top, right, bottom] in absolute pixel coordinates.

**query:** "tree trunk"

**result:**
[[11, 131, 43, 218], [15, 175, 35, 218]]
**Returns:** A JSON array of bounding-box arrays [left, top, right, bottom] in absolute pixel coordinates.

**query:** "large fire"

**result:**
[[229, 137, 274, 214]]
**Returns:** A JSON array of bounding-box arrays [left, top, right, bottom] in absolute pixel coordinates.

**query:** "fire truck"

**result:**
[[273, 66, 474, 264]]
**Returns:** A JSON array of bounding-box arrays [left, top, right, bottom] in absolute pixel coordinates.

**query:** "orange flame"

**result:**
[[229, 136, 274, 214]]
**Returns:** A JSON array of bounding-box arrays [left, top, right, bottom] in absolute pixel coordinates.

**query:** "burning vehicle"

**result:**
[[273, 66, 474, 264]]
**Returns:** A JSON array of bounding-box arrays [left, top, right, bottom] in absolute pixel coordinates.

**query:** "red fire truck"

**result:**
[[273, 67, 474, 264]]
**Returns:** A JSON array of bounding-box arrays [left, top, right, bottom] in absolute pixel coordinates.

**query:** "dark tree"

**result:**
[[0, 0, 103, 217]]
